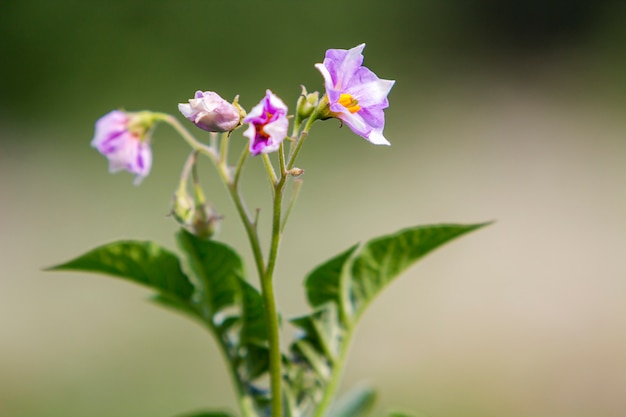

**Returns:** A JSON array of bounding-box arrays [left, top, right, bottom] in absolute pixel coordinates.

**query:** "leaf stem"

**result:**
[[312, 325, 355, 417]]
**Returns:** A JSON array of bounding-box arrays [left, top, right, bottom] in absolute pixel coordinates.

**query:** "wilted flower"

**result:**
[[243, 90, 289, 156], [178, 91, 242, 132], [91, 110, 154, 184], [315, 43, 395, 145]]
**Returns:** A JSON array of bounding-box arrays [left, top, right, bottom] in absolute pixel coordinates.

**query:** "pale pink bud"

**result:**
[[178, 91, 242, 132]]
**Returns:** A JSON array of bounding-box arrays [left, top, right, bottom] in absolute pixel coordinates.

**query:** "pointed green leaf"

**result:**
[[176, 229, 243, 314], [351, 223, 489, 316], [49, 240, 194, 302], [291, 302, 343, 365], [305, 244, 359, 309], [329, 384, 377, 417], [150, 293, 203, 323]]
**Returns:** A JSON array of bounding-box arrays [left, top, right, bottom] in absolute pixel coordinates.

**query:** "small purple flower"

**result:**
[[178, 91, 242, 132], [315, 43, 395, 145], [243, 90, 289, 156], [91, 110, 152, 185]]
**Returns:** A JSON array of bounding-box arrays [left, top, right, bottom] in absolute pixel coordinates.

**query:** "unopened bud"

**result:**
[[192, 203, 221, 239], [178, 91, 242, 132], [170, 189, 195, 226], [287, 167, 304, 177], [296, 86, 319, 120]]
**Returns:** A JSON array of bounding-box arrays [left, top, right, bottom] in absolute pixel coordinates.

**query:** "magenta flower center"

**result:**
[[337, 93, 361, 114], [255, 111, 274, 139]]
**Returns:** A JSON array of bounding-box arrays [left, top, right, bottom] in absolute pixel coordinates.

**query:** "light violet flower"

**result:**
[[315, 43, 395, 145], [178, 91, 242, 132], [91, 110, 153, 185], [243, 90, 289, 156]]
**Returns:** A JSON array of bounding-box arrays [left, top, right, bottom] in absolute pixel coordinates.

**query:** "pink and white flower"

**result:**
[[178, 91, 242, 132], [91, 110, 153, 184], [315, 44, 395, 145], [242, 90, 289, 156]]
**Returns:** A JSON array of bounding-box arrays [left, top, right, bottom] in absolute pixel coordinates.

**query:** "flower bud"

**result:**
[[192, 203, 221, 239], [170, 190, 195, 226], [296, 86, 319, 120], [178, 91, 242, 132], [287, 167, 304, 177]]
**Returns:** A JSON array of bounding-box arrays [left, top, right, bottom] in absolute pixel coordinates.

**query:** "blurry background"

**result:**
[[2, 1, 626, 416]]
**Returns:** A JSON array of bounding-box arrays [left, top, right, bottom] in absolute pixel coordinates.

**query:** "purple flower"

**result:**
[[243, 90, 289, 156], [91, 110, 152, 185], [178, 91, 242, 132], [315, 43, 395, 145]]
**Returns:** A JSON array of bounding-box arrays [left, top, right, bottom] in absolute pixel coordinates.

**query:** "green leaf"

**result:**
[[49, 240, 194, 302], [350, 223, 489, 317], [150, 293, 203, 323], [305, 244, 359, 308], [291, 302, 342, 362], [240, 281, 268, 345], [288, 223, 488, 414], [329, 384, 377, 417], [238, 281, 270, 380], [176, 229, 243, 315]]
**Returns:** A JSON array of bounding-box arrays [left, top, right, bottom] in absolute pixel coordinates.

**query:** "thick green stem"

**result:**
[[263, 168, 288, 417]]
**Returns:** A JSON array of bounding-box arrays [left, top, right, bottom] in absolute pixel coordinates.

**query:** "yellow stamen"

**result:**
[[338, 93, 361, 113]]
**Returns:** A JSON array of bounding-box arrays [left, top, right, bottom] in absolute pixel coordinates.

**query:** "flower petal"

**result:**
[[316, 44, 394, 145]]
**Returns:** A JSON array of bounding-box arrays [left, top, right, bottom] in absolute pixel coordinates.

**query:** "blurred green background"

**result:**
[[2, 1, 626, 416]]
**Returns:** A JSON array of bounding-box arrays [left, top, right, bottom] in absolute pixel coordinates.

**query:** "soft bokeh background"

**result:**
[[2, 1, 626, 416]]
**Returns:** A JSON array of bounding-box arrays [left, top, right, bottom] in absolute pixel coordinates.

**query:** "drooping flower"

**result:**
[[315, 43, 395, 145], [243, 90, 289, 156], [178, 91, 243, 132], [91, 110, 153, 184]]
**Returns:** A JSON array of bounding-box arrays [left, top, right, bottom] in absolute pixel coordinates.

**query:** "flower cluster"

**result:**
[[91, 44, 394, 183]]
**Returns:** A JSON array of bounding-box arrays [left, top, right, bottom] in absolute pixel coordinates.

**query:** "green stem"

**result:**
[[281, 179, 302, 233], [312, 325, 356, 417], [158, 114, 217, 160], [219, 132, 230, 167], [263, 168, 289, 417], [160, 114, 266, 281], [204, 318, 256, 417], [234, 145, 249, 187], [262, 153, 278, 186], [278, 142, 286, 178], [286, 110, 318, 170]]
